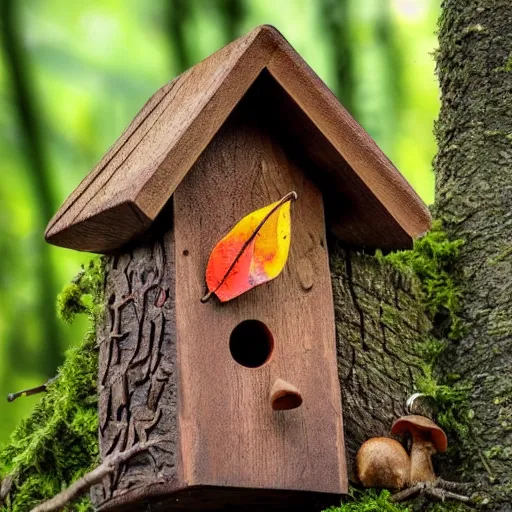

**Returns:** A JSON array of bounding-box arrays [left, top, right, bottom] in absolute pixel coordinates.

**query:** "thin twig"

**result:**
[[30, 438, 164, 512], [428, 486, 471, 503], [390, 483, 424, 502], [437, 478, 473, 492], [391, 480, 472, 504], [7, 375, 59, 402], [478, 449, 496, 480], [0, 475, 13, 506]]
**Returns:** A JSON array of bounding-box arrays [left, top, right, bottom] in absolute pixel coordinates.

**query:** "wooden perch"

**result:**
[[270, 378, 303, 410], [30, 438, 165, 512]]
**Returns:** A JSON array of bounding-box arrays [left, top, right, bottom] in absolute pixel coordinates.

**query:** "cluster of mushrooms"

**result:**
[[357, 415, 471, 503]]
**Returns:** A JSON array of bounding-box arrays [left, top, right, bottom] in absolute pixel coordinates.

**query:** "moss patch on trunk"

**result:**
[[377, 222, 471, 442], [378, 220, 464, 341], [0, 259, 104, 511], [328, 224, 472, 512]]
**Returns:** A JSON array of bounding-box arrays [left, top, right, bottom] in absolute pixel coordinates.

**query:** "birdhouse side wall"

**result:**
[[92, 225, 183, 508]]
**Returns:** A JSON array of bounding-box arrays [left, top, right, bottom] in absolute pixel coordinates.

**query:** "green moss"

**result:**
[[415, 364, 471, 441], [495, 53, 512, 73], [379, 222, 471, 442], [322, 488, 472, 512], [377, 220, 464, 340], [506, 54, 512, 73], [427, 503, 470, 512], [57, 260, 104, 324], [488, 245, 512, 265], [461, 24, 485, 35], [323, 489, 410, 511], [0, 259, 104, 511]]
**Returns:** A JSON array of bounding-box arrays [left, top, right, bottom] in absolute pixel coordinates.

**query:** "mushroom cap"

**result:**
[[390, 415, 448, 452], [356, 437, 410, 490]]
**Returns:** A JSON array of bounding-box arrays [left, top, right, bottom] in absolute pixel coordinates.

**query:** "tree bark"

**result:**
[[435, 0, 512, 508], [330, 244, 431, 482], [92, 224, 179, 509]]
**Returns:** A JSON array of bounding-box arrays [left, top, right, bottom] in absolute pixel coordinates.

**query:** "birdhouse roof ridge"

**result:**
[[45, 24, 431, 253]]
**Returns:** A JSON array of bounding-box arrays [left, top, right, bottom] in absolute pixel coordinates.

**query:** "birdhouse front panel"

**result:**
[[172, 84, 347, 497]]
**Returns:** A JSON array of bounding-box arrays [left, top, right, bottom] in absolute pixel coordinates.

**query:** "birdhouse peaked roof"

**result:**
[[45, 25, 431, 254]]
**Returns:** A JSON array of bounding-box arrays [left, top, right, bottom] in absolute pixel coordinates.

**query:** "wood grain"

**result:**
[[45, 25, 430, 254], [173, 89, 347, 498]]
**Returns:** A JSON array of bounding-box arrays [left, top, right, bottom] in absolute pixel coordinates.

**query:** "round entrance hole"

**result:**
[[229, 320, 274, 368]]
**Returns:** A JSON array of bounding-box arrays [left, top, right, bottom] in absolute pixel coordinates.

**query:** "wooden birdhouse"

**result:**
[[46, 25, 430, 511]]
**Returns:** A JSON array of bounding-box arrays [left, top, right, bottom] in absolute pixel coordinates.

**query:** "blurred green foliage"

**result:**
[[0, 259, 102, 511], [0, 0, 440, 444]]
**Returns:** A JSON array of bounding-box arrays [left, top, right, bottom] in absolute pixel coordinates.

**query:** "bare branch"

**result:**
[[0, 474, 14, 505], [437, 478, 473, 493], [390, 483, 424, 502], [428, 486, 471, 503], [390, 480, 472, 504], [30, 438, 164, 512]]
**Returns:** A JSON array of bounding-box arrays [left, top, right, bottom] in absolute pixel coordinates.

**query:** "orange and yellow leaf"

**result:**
[[203, 192, 297, 302]]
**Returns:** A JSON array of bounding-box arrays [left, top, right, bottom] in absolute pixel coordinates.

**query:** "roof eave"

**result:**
[[45, 24, 431, 254]]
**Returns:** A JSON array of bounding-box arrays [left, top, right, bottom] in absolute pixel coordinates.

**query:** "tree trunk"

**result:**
[[435, 0, 512, 508], [330, 244, 431, 482]]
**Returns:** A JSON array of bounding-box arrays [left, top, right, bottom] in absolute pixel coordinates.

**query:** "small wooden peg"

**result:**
[[270, 378, 303, 410]]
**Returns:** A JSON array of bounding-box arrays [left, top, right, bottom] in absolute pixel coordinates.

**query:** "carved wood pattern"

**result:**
[[91, 228, 178, 508]]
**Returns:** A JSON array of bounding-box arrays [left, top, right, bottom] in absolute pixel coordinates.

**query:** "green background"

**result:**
[[0, 0, 440, 444]]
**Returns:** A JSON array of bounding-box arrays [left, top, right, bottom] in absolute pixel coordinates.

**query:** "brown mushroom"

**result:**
[[356, 437, 410, 490], [390, 415, 447, 484]]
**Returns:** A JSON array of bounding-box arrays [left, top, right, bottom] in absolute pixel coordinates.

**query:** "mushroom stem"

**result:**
[[409, 438, 436, 484]]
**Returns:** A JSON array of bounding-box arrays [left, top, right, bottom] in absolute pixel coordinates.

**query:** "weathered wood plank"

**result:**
[[173, 87, 347, 497]]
